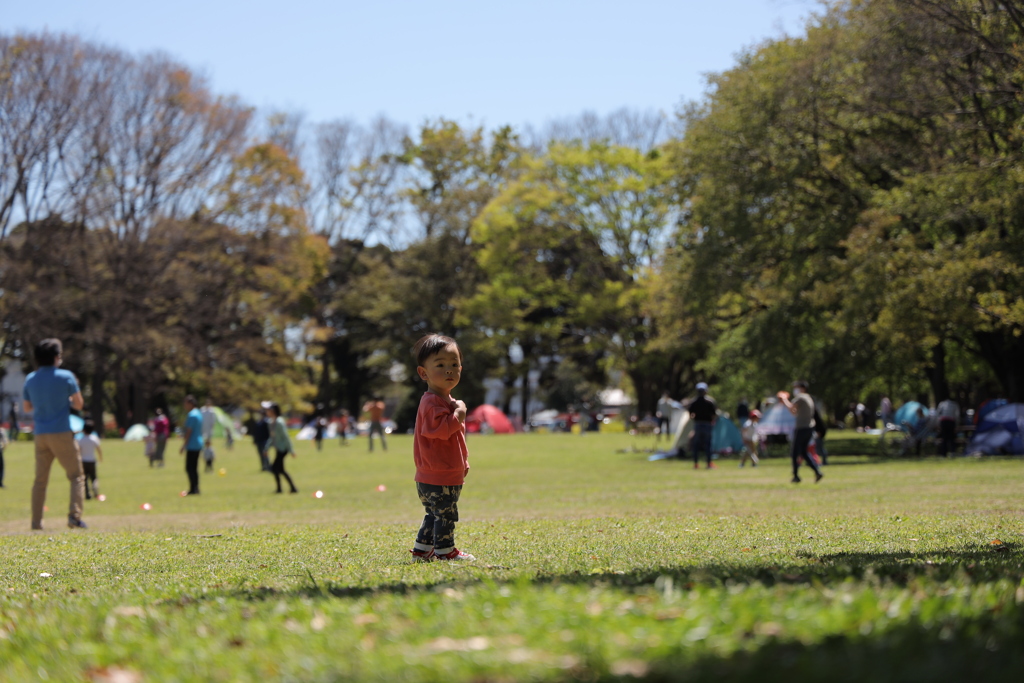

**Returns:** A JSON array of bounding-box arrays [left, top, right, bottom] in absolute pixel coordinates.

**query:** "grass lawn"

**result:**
[[0, 432, 1022, 681]]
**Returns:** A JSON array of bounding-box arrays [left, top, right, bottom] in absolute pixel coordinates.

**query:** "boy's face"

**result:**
[[417, 345, 462, 396]]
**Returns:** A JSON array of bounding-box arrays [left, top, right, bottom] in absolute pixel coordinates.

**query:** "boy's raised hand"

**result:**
[[453, 400, 467, 424]]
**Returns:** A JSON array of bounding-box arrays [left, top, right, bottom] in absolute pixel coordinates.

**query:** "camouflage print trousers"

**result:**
[[414, 482, 462, 553]]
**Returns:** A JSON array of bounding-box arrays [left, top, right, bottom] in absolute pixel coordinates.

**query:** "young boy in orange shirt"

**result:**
[[410, 334, 474, 562]]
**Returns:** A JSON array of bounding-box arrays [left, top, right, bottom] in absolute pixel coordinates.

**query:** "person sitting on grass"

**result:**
[[409, 333, 474, 562], [78, 419, 103, 500], [263, 403, 298, 494]]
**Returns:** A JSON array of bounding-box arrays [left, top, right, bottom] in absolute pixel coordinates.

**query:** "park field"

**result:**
[[0, 432, 1022, 682]]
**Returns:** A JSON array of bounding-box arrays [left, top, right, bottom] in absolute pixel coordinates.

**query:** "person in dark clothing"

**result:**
[[688, 382, 718, 469], [314, 416, 326, 452], [249, 407, 272, 471], [735, 398, 750, 423], [0, 426, 7, 488]]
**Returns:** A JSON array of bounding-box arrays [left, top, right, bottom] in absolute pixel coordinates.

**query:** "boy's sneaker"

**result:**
[[67, 516, 88, 529], [410, 548, 435, 563], [435, 548, 475, 562], [706, 462, 717, 469], [815, 472, 824, 483]]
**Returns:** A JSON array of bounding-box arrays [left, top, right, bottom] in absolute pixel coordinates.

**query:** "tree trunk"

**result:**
[[89, 360, 106, 431], [974, 330, 1024, 402], [520, 360, 532, 424], [924, 342, 950, 403]]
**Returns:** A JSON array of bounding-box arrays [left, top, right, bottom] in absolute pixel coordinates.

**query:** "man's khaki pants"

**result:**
[[32, 432, 84, 529]]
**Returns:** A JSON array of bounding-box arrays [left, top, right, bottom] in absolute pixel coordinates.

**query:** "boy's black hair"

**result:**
[[184, 394, 197, 407], [34, 338, 63, 366], [83, 419, 95, 435], [413, 333, 461, 367], [267, 402, 281, 417]]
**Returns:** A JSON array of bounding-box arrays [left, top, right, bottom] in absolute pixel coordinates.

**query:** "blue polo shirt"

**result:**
[[185, 408, 204, 451], [22, 367, 80, 435]]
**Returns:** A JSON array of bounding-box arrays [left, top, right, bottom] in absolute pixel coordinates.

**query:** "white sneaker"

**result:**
[[435, 548, 475, 561]]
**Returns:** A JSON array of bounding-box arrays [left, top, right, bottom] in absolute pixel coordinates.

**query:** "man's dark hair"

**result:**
[[793, 380, 810, 389], [184, 394, 197, 407], [267, 402, 281, 417], [34, 338, 63, 366], [83, 419, 95, 435], [413, 333, 461, 366]]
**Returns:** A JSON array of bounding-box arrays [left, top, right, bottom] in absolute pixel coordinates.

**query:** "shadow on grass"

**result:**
[[599, 607, 1024, 683], [209, 543, 1023, 603], [191, 546, 1024, 682]]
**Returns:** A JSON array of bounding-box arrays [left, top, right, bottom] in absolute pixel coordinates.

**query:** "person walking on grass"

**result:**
[[179, 395, 203, 495], [22, 338, 87, 530], [363, 396, 388, 452], [78, 419, 103, 500], [263, 403, 298, 494], [777, 381, 824, 484], [410, 333, 474, 562], [688, 382, 717, 469]]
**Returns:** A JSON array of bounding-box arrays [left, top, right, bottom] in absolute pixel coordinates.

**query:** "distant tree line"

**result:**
[[2, 0, 1022, 428]]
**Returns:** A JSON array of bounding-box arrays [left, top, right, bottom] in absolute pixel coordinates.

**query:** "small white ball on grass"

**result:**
[[97, 494, 106, 502], [376, 484, 387, 492], [314, 490, 324, 499], [141, 503, 152, 511]]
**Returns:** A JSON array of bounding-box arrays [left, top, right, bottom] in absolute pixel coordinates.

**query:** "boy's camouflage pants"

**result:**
[[414, 482, 462, 553]]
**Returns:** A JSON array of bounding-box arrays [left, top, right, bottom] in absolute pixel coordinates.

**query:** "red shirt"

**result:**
[[152, 415, 170, 437], [413, 392, 469, 486]]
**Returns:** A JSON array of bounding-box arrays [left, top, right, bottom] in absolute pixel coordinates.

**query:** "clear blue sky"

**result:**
[[3, 0, 817, 129]]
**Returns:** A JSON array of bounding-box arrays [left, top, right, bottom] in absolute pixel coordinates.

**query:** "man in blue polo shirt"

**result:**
[[179, 395, 204, 495], [22, 338, 87, 530]]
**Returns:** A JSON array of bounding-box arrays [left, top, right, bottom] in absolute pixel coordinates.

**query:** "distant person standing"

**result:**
[[249, 406, 272, 471], [8, 404, 19, 441], [78, 420, 103, 500], [880, 396, 894, 427], [22, 338, 87, 530], [739, 409, 761, 467], [314, 416, 326, 451], [363, 396, 388, 452], [936, 397, 960, 457], [777, 381, 824, 484], [201, 398, 217, 472], [179, 395, 204, 495], [688, 382, 717, 469], [264, 403, 298, 494], [735, 397, 750, 423], [0, 425, 7, 488], [655, 392, 679, 443], [338, 409, 351, 447], [151, 408, 170, 467]]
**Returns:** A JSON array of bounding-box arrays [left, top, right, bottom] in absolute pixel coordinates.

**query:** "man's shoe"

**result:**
[[791, 476, 801, 484], [435, 548, 475, 561], [693, 462, 700, 469], [68, 516, 88, 529], [815, 472, 824, 483], [707, 462, 717, 469], [410, 548, 435, 563]]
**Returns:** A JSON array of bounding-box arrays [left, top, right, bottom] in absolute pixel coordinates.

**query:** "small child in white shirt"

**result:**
[[78, 419, 103, 500]]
